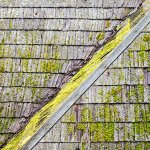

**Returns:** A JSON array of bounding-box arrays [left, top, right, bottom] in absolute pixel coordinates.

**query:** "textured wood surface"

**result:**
[[33, 22, 150, 149], [0, 0, 142, 7], [0, 0, 144, 148]]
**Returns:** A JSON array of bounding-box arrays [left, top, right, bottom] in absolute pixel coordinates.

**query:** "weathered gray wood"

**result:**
[[40, 121, 61, 142], [143, 22, 150, 31], [0, 102, 39, 117], [114, 123, 119, 141], [0, 134, 13, 147], [0, 0, 141, 7], [91, 143, 100, 150], [94, 68, 145, 85], [0, 59, 85, 73], [0, 1, 149, 149], [0, 19, 119, 31], [48, 104, 149, 123], [61, 108, 72, 123], [61, 123, 78, 142], [59, 143, 79, 150], [0, 1, 148, 149], [0, 30, 113, 45], [33, 143, 60, 150], [0, 8, 132, 19], [0, 118, 20, 133]]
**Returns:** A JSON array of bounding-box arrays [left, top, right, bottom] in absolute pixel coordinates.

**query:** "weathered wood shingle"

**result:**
[[33, 22, 150, 150], [0, 0, 144, 148]]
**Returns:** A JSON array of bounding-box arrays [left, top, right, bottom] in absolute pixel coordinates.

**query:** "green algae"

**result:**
[[135, 143, 143, 150], [130, 86, 137, 101], [67, 124, 74, 136], [77, 123, 87, 132], [43, 74, 52, 87], [25, 32, 29, 44], [0, 118, 15, 133], [81, 107, 92, 122], [124, 142, 130, 149], [43, 46, 49, 59], [96, 32, 105, 41], [9, 19, 13, 29], [40, 60, 47, 72], [46, 46, 62, 72], [0, 38, 5, 57], [111, 86, 122, 102], [14, 33, 17, 44], [137, 85, 144, 102], [70, 111, 76, 122], [145, 143, 150, 149], [138, 51, 145, 64], [88, 33, 93, 41], [47, 60, 62, 73], [17, 47, 31, 58], [135, 104, 140, 121], [128, 50, 134, 59], [25, 74, 32, 86], [31, 88, 36, 100], [30, 74, 40, 87], [98, 89, 103, 96], [143, 33, 150, 42], [22, 59, 29, 72], [146, 122, 150, 134], [105, 20, 111, 29], [99, 106, 104, 121], [0, 59, 5, 73], [104, 86, 122, 103], [89, 123, 114, 142], [25, 48, 31, 58], [140, 42, 147, 50], [81, 143, 85, 150], [104, 123, 114, 141], [0, 106, 4, 116], [104, 104, 110, 122]]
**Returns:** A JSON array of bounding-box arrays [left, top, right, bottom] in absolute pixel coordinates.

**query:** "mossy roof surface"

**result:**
[[0, 0, 146, 148], [34, 18, 150, 150]]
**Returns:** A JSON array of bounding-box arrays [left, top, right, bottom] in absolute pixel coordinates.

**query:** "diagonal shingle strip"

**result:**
[[2, 1, 150, 150]]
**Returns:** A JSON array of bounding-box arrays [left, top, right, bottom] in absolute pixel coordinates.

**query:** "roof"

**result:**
[[0, 0, 142, 147], [1, 0, 150, 149], [34, 22, 150, 150]]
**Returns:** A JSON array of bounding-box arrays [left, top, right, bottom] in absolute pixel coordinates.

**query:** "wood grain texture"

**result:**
[[0, 0, 146, 148], [34, 18, 150, 149], [0, 0, 142, 7]]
